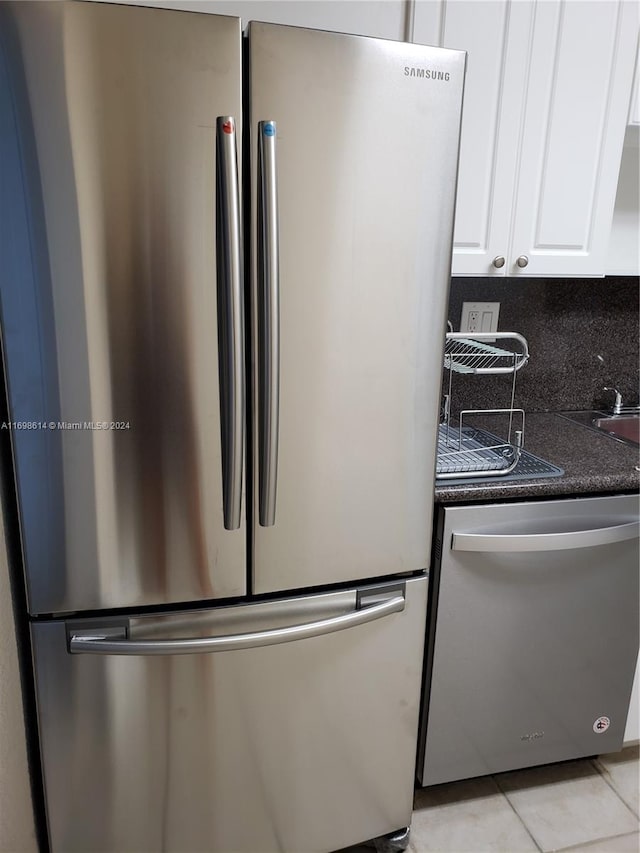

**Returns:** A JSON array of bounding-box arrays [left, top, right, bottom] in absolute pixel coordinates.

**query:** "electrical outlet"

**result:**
[[461, 302, 500, 336]]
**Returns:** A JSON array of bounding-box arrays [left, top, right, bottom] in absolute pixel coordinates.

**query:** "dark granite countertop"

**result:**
[[435, 412, 640, 504]]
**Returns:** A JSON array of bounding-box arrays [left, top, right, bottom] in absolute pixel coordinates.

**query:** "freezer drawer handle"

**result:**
[[68, 594, 405, 656], [257, 120, 280, 527], [451, 520, 640, 553], [217, 116, 245, 531]]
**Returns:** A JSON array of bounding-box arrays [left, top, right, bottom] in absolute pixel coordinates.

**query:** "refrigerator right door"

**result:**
[[248, 23, 465, 594]]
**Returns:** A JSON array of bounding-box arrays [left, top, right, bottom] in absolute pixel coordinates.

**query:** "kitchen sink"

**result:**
[[593, 416, 640, 445], [558, 411, 640, 446]]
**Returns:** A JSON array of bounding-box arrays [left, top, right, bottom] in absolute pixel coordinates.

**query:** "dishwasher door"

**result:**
[[32, 576, 426, 853], [419, 494, 639, 787]]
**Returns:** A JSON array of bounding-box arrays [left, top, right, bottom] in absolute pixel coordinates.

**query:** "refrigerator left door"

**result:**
[[0, 3, 246, 613]]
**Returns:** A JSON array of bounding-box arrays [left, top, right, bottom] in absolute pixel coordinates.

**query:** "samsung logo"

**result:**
[[404, 66, 450, 81], [520, 731, 545, 742]]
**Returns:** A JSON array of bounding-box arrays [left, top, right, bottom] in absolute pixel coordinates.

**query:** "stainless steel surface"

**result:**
[[452, 519, 640, 551], [558, 410, 640, 447], [69, 591, 405, 654], [492, 255, 506, 269], [33, 576, 428, 853], [248, 22, 465, 594], [5, 12, 459, 853], [419, 495, 640, 787], [404, 0, 416, 42], [373, 826, 411, 853], [257, 120, 280, 528], [2, 2, 245, 613], [216, 115, 245, 532], [603, 386, 624, 415], [594, 415, 640, 445], [516, 254, 529, 268]]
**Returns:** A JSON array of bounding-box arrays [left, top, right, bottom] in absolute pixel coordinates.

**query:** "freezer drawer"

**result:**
[[33, 576, 427, 853], [419, 494, 640, 787]]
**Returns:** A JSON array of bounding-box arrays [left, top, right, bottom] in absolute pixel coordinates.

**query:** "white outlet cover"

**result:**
[[461, 302, 500, 334]]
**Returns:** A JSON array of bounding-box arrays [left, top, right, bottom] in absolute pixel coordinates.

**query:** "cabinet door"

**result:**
[[509, 0, 638, 277], [414, 1, 534, 276]]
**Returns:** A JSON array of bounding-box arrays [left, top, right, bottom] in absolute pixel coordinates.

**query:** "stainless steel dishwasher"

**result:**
[[418, 494, 640, 787]]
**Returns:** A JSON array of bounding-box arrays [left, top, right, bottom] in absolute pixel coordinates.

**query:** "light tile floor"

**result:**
[[340, 746, 639, 853]]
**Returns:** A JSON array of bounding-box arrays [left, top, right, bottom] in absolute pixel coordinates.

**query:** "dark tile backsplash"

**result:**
[[446, 276, 639, 413]]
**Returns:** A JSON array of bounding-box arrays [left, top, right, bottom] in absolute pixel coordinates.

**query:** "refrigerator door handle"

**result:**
[[257, 120, 280, 527], [68, 592, 404, 656], [451, 520, 640, 553], [217, 116, 244, 531]]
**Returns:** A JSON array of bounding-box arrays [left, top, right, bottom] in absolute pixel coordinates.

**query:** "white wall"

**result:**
[[89, 0, 409, 40], [624, 658, 639, 744], [606, 126, 640, 275], [0, 507, 36, 853]]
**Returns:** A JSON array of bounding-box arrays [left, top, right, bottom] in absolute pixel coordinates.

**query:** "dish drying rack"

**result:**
[[437, 332, 530, 480]]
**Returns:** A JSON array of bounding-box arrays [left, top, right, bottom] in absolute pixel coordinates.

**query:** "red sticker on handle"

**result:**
[[222, 120, 234, 134]]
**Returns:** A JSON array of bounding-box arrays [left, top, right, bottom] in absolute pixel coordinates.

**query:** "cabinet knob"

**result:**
[[492, 256, 506, 269], [516, 255, 529, 268]]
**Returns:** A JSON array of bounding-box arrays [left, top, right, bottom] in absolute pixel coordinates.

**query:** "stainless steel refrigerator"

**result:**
[[0, 3, 465, 851]]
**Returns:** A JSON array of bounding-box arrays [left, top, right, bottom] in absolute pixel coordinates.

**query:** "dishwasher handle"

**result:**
[[451, 520, 640, 553], [69, 593, 405, 656]]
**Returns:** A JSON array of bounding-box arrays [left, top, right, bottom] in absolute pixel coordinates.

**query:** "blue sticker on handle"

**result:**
[[263, 123, 275, 137]]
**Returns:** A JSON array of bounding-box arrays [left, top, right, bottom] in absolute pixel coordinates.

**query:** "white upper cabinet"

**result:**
[[414, 0, 639, 277], [510, 2, 638, 277], [413, 1, 534, 276]]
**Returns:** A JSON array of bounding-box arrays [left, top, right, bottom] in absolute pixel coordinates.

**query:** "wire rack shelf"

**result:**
[[444, 332, 529, 374], [436, 331, 529, 480]]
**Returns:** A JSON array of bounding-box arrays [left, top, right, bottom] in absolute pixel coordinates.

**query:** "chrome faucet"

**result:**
[[603, 387, 640, 416], [603, 386, 623, 415]]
